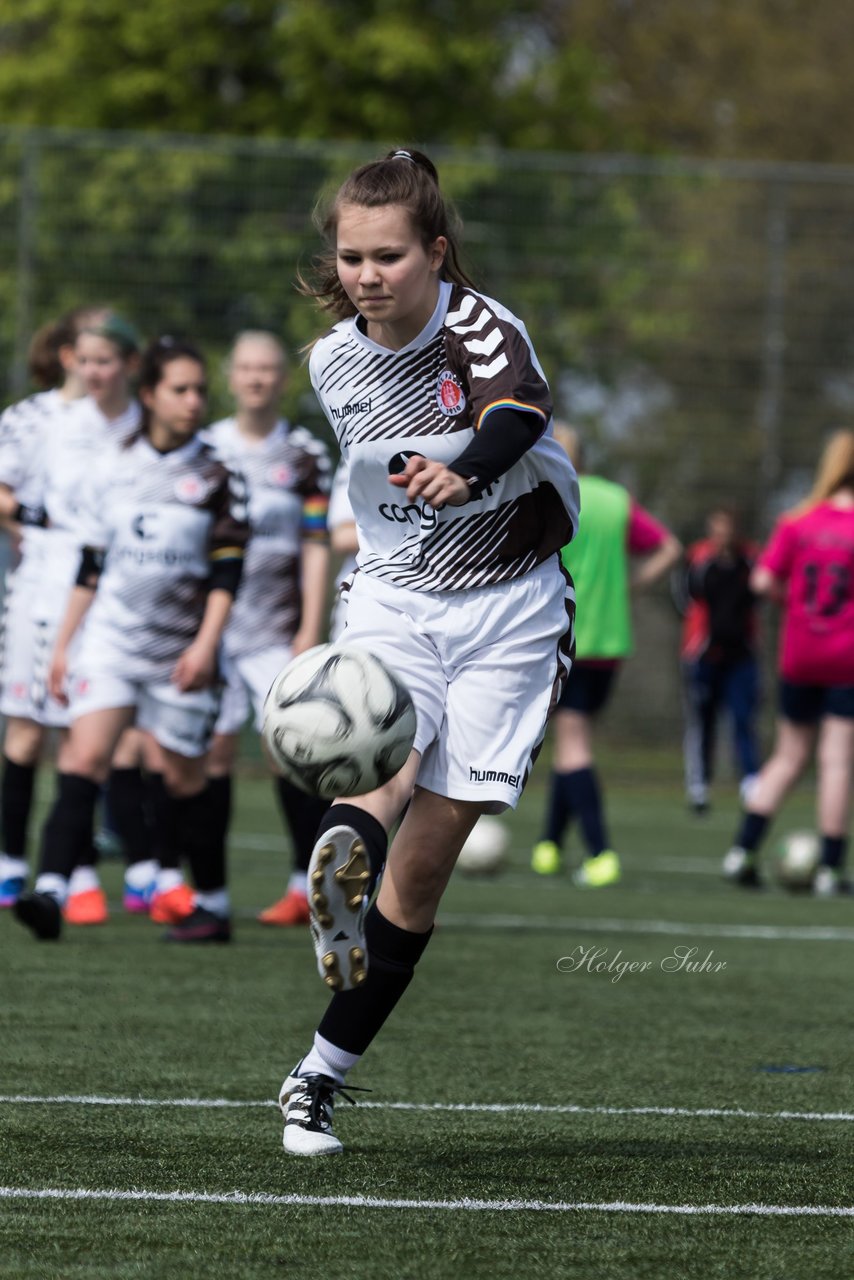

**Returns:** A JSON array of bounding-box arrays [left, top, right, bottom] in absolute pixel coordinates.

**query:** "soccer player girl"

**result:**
[[723, 429, 854, 895], [11, 337, 250, 942], [531, 424, 682, 887], [276, 148, 580, 1156], [0, 307, 136, 912], [204, 331, 332, 929]]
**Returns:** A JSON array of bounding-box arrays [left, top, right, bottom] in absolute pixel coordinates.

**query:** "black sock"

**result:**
[[820, 835, 847, 870], [207, 774, 233, 845], [38, 774, 101, 879], [542, 770, 574, 845], [144, 773, 180, 870], [565, 767, 608, 857], [275, 775, 329, 872], [315, 802, 388, 892], [1, 757, 36, 859], [176, 785, 227, 893], [105, 767, 152, 866], [317, 905, 433, 1056], [736, 811, 769, 853]]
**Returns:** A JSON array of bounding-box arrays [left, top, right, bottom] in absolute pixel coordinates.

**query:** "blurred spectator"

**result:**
[[678, 507, 761, 814], [532, 425, 682, 887]]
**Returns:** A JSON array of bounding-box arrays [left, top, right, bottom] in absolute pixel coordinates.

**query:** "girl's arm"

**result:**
[[171, 588, 235, 692], [48, 569, 101, 704], [292, 539, 330, 656]]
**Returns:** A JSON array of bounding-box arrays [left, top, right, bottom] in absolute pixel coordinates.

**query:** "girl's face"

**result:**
[[75, 333, 132, 405], [336, 202, 447, 350], [229, 338, 286, 414], [142, 357, 207, 445]]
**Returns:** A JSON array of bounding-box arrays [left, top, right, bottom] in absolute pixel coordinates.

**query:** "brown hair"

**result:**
[[134, 336, 206, 442], [27, 305, 109, 389], [298, 148, 475, 321], [789, 430, 854, 516]]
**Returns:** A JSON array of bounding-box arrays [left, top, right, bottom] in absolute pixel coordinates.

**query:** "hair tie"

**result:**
[[391, 150, 415, 163]]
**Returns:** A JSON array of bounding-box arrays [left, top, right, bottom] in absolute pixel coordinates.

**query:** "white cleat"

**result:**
[[307, 826, 371, 992], [279, 1072, 345, 1157], [722, 846, 762, 887], [813, 866, 851, 897]]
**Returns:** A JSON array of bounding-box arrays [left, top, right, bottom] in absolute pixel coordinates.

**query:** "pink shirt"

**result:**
[[628, 501, 668, 555], [760, 501, 854, 685]]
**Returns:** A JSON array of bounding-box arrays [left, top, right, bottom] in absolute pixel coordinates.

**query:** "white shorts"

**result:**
[[214, 645, 293, 735], [343, 559, 574, 811], [69, 669, 220, 759], [0, 575, 73, 728]]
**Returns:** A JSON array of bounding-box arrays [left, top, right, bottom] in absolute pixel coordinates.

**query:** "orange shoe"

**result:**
[[63, 887, 109, 926], [257, 888, 311, 927], [149, 883, 195, 925]]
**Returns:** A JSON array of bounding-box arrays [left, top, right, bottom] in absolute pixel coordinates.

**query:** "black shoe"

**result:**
[[13, 891, 62, 940], [163, 905, 231, 943]]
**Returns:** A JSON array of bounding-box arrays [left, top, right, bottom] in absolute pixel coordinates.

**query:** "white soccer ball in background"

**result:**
[[775, 830, 821, 891], [262, 644, 416, 800], [456, 816, 510, 875]]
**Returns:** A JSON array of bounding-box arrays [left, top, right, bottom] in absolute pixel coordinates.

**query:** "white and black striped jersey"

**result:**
[[204, 418, 331, 656], [0, 394, 141, 597], [0, 390, 73, 569], [309, 280, 579, 593], [74, 435, 250, 683]]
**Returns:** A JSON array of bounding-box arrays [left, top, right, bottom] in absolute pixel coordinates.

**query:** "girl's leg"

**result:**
[[14, 707, 134, 938], [161, 746, 231, 942], [814, 716, 854, 891], [0, 717, 45, 902], [724, 717, 815, 884], [281, 780, 482, 1155]]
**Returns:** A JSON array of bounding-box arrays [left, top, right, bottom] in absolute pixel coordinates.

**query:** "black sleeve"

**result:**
[[209, 556, 244, 597], [445, 407, 544, 499], [75, 545, 106, 589]]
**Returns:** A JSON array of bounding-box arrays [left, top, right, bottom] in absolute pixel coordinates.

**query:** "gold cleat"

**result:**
[[307, 826, 373, 992], [333, 840, 371, 910]]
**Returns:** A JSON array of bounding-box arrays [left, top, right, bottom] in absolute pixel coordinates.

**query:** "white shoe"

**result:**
[[279, 1071, 345, 1156], [739, 774, 759, 805], [813, 866, 851, 897], [308, 826, 370, 992], [722, 846, 761, 887]]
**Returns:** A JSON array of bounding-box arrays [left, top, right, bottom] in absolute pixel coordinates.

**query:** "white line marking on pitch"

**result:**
[[1, 1095, 852, 1123], [438, 912, 854, 942], [0, 1187, 851, 1217]]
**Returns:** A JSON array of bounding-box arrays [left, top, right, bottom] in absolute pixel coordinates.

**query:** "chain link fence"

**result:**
[[3, 127, 853, 759]]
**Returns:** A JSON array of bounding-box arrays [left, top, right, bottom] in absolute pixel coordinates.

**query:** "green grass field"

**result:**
[[1, 749, 852, 1280]]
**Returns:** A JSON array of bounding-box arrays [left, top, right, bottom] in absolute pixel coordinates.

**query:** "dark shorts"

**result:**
[[779, 680, 854, 724], [557, 661, 619, 716]]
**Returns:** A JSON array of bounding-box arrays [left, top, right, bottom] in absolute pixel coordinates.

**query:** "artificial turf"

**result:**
[[1, 751, 852, 1279]]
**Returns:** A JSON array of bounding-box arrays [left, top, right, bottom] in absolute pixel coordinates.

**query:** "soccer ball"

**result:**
[[456, 816, 510, 875], [775, 830, 821, 891], [262, 644, 416, 800]]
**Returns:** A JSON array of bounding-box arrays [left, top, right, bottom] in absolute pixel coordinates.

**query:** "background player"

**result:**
[[531, 424, 681, 886], [12, 337, 250, 941], [0, 308, 140, 912], [204, 331, 331, 929], [723, 429, 854, 895], [679, 506, 761, 813], [277, 147, 579, 1156]]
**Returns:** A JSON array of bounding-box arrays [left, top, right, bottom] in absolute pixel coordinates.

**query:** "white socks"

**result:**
[[67, 866, 101, 896], [194, 888, 230, 918], [0, 854, 28, 879], [34, 873, 68, 904], [298, 1033, 361, 1085]]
